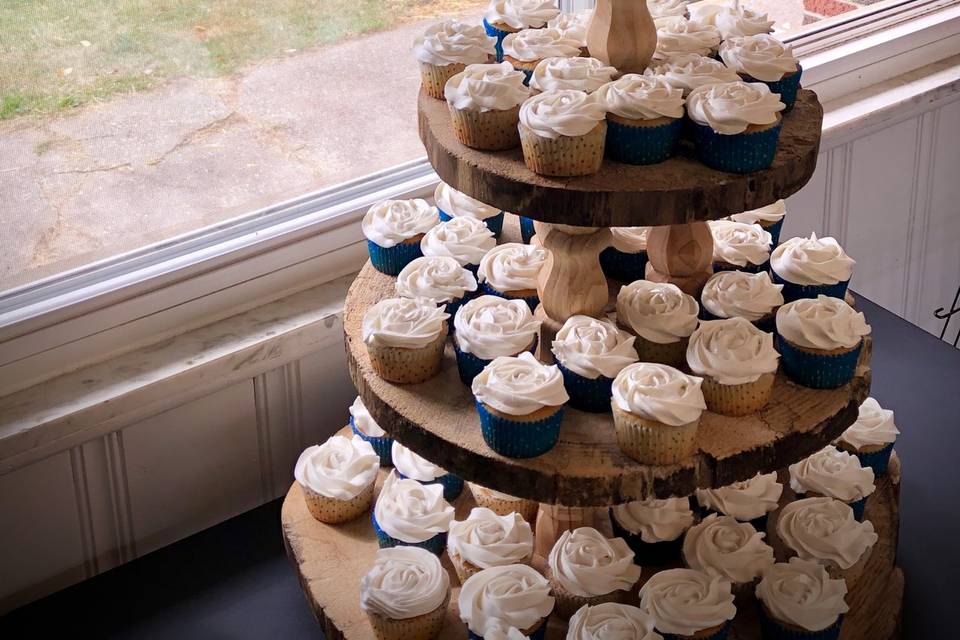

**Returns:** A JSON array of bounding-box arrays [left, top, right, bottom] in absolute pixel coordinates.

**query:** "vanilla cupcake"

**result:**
[[551, 315, 638, 413], [295, 435, 379, 524], [459, 564, 555, 639], [720, 35, 802, 109], [477, 242, 548, 309], [600, 227, 650, 283], [682, 514, 775, 594], [837, 397, 900, 475], [689, 3, 774, 39], [610, 497, 695, 565], [483, 0, 560, 61], [469, 483, 540, 524], [686, 318, 780, 416], [775, 497, 878, 578], [421, 216, 497, 272], [445, 62, 531, 150], [700, 271, 784, 332], [472, 352, 569, 458], [518, 90, 608, 176], [567, 602, 663, 640], [547, 10, 592, 56], [362, 297, 449, 384], [611, 362, 706, 465], [597, 74, 686, 165], [414, 21, 496, 99], [789, 445, 876, 521], [709, 220, 772, 273], [695, 472, 783, 532], [360, 547, 451, 640], [730, 199, 787, 247], [648, 0, 692, 19], [756, 558, 849, 640], [616, 280, 699, 368], [363, 199, 440, 275], [640, 568, 736, 639], [396, 256, 478, 325], [392, 441, 464, 501], [530, 56, 617, 94], [653, 17, 722, 61], [372, 471, 455, 555], [447, 507, 534, 582], [502, 28, 582, 83], [435, 182, 505, 237], [350, 396, 394, 466], [644, 54, 740, 97], [453, 295, 541, 384], [770, 234, 855, 302]]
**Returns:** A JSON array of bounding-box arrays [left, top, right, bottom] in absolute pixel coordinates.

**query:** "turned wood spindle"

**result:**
[[586, 0, 658, 74], [646, 221, 715, 296]]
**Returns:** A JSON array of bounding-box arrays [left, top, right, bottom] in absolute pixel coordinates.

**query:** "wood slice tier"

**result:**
[[343, 261, 871, 506], [418, 89, 823, 226]]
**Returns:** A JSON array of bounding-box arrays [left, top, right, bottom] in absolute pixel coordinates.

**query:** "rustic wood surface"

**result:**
[[417, 89, 823, 227]]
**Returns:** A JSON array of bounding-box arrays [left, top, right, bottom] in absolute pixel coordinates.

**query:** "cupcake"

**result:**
[[469, 482, 540, 524], [596, 75, 685, 165], [720, 35, 802, 109], [459, 564, 555, 639], [471, 352, 569, 458], [530, 56, 617, 94], [392, 441, 465, 501], [396, 256, 478, 326], [363, 199, 440, 275], [789, 445, 876, 521], [644, 54, 740, 97], [445, 62, 531, 151], [502, 29, 582, 84], [600, 227, 650, 283], [420, 216, 497, 273], [648, 0, 691, 20], [616, 280, 699, 368], [770, 234, 855, 302], [453, 295, 541, 385], [435, 182, 505, 237], [547, 10, 591, 56], [610, 497, 695, 565], [294, 435, 379, 524], [685, 318, 780, 417], [372, 471, 455, 555], [611, 362, 706, 465], [519, 89, 608, 176], [775, 497, 878, 578], [350, 396, 394, 466], [689, 3, 774, 39], [567, 602, 663, 640], [520, 216, 537, 243], [360, 546, 451, 640], [447, 507, 534, 582], [686, 81, 785, 173], [695, 472, 783, 532], [551, 315, 639, 412], [639, 568, 736, 640], [653, 17, 722, 61], [362, 297, 449, 385], [729, 199, 787, 247], [775, 296, 871, 389], [483, 0, 560, 61], [708, 220, 772, 273], [477, 242, 548, 309], [699, 271, 784, 332], [413, 20, 497, 99], [756, 558, 849, 640], [547, 527, 643, 619], [837, 397, 900, 475], [682, 514, 775, 595]]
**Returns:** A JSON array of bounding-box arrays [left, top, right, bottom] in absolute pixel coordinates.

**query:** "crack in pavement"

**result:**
[[146, 110, 242, 166], [53, 162, 132, 175]]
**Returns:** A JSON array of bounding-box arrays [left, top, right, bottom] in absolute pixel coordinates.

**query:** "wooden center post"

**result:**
[[646, 221, 715, 296]]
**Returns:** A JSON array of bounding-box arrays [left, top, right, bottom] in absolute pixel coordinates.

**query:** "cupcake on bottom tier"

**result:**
[[372, 471, 455, 556], [639, 568, 737, 640], [775, 497, 878, 579], [615, 280, 700, 369], [770, 234, 854, 302], [459, 564, 556, 640], [363, 199, 440, 275], [610, 497, 695, 566], [699, 271, 784, 333], [695, 471, 783, 532], [469, 482, 540, 524], [294, 434, 380, 524], [435, 182, 505, 237], [837, 397, 900, 476], [518, 90, 608, 177], [477, 243, 548, 310], [395, 256, 478, 328], [392, 441, 464, 501], [454, 295, 541, 385], [729, 199, 787, 248], [788, 445, 876, 521], [447, 507, 534, 583], [596, 75, 685, 165], [600, 227, 650, 283], [350, 396, 394, 466], [567, 602, 663, 640], [362, 297, 450, 385], [756, 557, 849, 640], [681, 514, 775, 597], [708, 220, 772, 273], [420, 216, 497, 274]]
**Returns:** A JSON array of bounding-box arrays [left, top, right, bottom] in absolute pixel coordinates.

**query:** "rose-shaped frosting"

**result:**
[[612, 497, 695, 543], [756, 558, 849, 632], [645, 53, 741, 96], [472, 352, 569, 415], [294, 435, 379, 500], [454, 295, 541, 359], [686, 80, 785, 134], [530, 57, 618, 93], [362, 297, 449, 349], [720, 35, 798, 82], [519, 89, 607, 138], [610, 226, 649, 253], [413, 20, 496, 66], [612, 363, 706, 426], [349, 396, 387, 437], [362, 199, 439, 248], [448, 507, 534, 569], [776, 497, 878, 569], [654, 17, 722, 60], [445, 62, 531, 112], [548, 527, 642, 597], [730, 199, 786, 225], [374, 471, 455, 543], [567, 602, 663, 640], [421, 216, 497, 267], [686, 317, 780, 385], [709, 220, 772, 267], [648, 0, 691, 19], [616, 280, 699, 344], [690, 4, 774, 39], [776, 296, 871, 351], [395, 256, 477, 304], [682, 514, 775, 584], [360, 547, 450, 620], [484, 0, 560, 30], [458, 564, 555, 636], [597, 74, 685, 120], [771, 233, 855, 286], [391, 441, 447, 482], [639, 568, 736, 637], [701, 271, 784, 322], [547, 10, 591, 47], [552, 315, 638, 379], [435, 182, 501, 221], [478, 242, 548, 291], [789, 445, 876, 502], [696, 471, 783, 521], [841, 397, 899, 449], [502, 28, 582, 62]]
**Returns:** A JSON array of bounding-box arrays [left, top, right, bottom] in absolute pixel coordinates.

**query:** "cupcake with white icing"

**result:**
[[648, 0, 692, 19], [453, 295, 541, 385], [396, 256, 478, 326], [695, 472, 783, 532], [421, 216, 497, 272], [483, 0, 560, 61], [372, 471, 455, 555], [639, 568, 736, 639], [789, 445, 876, 521], [837, 397, 900, 475], [392, 441, 464, 501], [775, 296, 870, 389], [360, 546, 451, 640], [518, 89, 608, 177], [689, 3, 774, 39], [477, 242, 548, 309], [709, 220, 773, 273], [599, 226, 650, 283], [756, 557, 849, 640], [414, 20, 496, 99], [447, 507, 534, 582], [644, 53, 740, 97], [350, 396, 394, 466], [610, 497, 696, 565], [551, 315, 638, 413], [502, 28, 582, 83], [294, 435, 380, 524], [445, 62, 531, 150], [611, 362, 706, 465], [682, 514, 775, 593], [597, 74, 686, 165], [720, 35, 802, 109], [653, 16, 722, 61], [469, 482, 540, 524], [435, 182, 505, 236], [459, 564, 555, 639], [775, 496, 878, 578], [770, 234, 855, 302], [730, 199, 787, 247], [616, 280, 699, 368], [363, 199, 440, 275], [362, 297, 449, 384], [700, 271, 784, 332], [547, 10, 591, 55], [567, 602, 663, 640], [472, 352, 570, 458], [686, 317, 780, 416], [530, 56, 617, 94]]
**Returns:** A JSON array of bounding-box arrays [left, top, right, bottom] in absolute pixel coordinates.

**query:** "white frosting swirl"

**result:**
[[448, 507, 534, 569], [682, 514, 775, 584], [639, 568, 736, 637], [552, 315, 638, 380], [374, 471, 455, 543], [472, 352, 569, 415], [395, 256, 477, 304], [360, 547, 450, 620], [597, 74, 685, 120], [294, 435, 379, 500], [612, 363, 706, 426], [567, 602, 663, 640], [612, 497, 695, 543], [445, 62, 531, 112], [413, 20, 496, 66], [548, 527, 642, 597], [776, 497, 878, 570], [771, 233, 855, 286], [362, 199, 439, 248], [362, 297, 449, 349], [519, 89, 607, 138], [478, 242, 548, 292], [350, 396, 387, 437], [454, 295, 541, 360], [686, 80, 785, 134], [789, 445, 876, 502], [547, 10, 591, 47], [484, 0, 560, 30], [730, 199, 786, 225], [654, 17, 722, 60], [616, 280, 699, 344], [686, 317, 779, 385], [776, 296, 871, 351], [842, 397, 899, 449], [421, 216, 497, 267], [502, 28, 582, 62], [756, 558, 849, 632], [458, 564, 555, 636], [644, 54, 740, 96], [696, 472, 783, 522], [610, 227, 649, 253], [690, 4, 774, 39], [709, 220, 772, 267], [435, 182, 501, 221], [648, 0, 691, 19], [391, 441, 447, 483], [701, 271, 783, 322], [720, 35, 798, 82], [530, 57, 618, 93]]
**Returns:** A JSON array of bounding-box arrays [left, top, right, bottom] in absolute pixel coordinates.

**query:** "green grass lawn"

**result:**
[[0, 0, 482, 120]]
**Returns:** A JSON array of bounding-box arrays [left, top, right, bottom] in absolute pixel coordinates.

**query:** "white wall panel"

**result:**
[[299, 333, 354, 447], [785, 151, 829, 239]]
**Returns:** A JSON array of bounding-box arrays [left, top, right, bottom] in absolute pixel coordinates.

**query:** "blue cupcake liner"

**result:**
[[445, 296, 466, 332], [699, 507, 769, 534], [744, 64, 803, 112], [367, 239, 423, 276], [371, 511, 447, 556], [758, 601, 842, 640], [850, 495, 868, 521], [556, 360, 614, 413], [712, 260, 767, 274], [609, 510, 686, 566], [438, 209, 505, 238], [350, 416, 393, 467], [699, 307, 776, 333], [776, 335, 862, 389], [469, 620, 549, 640], [770, 270, 849, 303], [606, 117, 683, 165], [454, 335, 538, 386], [852, 442, 894, 476], [690, 121, 783, 174], [397, 470, 464, 502], [520, 216, 536, 244], [479, 280, 539, 311], [599, 247, 648, 283], [476, 400, 563, 458], [765, 217, 785, 248], [482, 18, 511, 63], [661, 620, 731, 640]]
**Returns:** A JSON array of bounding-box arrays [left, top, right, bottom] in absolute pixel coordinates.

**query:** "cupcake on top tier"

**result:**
[[755, 557, 849, 640], [530, 56, 617, 94], [445, 62, 531, 151], [789, 445, 876, 521], [294, 435, 379, 524], [502, 29, 582, 83], [547, 10, 591, 56], [709, 220, 773, 273], [597, 74, 686, 165], [689, 3, 774, 39], [392, 441, 464, 502], [372, 471, 455, 556], [414, 21, 496, 99], [478, 242, 548, 309], [363, 199, 439, 275], [682, 514, 775, 593], [435, 182, 505, 237], [519, 89, 608, 177], [362, 297, 449, 385], [483, 0, 560, 61], [775, 496, 878, 578], [639, 568, 737, 640], [648, 0, 691, 20], [395, 256, 478, 324], [720, 35, 802, 109], [729, 199, 787, 247], [447, 507, 534, 582], [700, 271, 784, 332], [695, 471, 783, 532], [653, 16, 722, 60], [610, 496, 696, 565], [644, 53, 740, 97], [350, 396, 394, 466], [420, 216, 496, 273], [770, 234, 855, 302], [453, 295, 541, 384], [838, 397, 900, 475], [459, 564, 555, 640], [616, 280, 699, 368], [567, 602, 663, 640], [469, 482, 540, 524], [600, 226, 650, 283]]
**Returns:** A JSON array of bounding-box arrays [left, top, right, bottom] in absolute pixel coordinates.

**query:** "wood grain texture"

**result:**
[[586, 0, 657, 74], [418, 89, 823, 226], [535, 223, 612, 322]]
